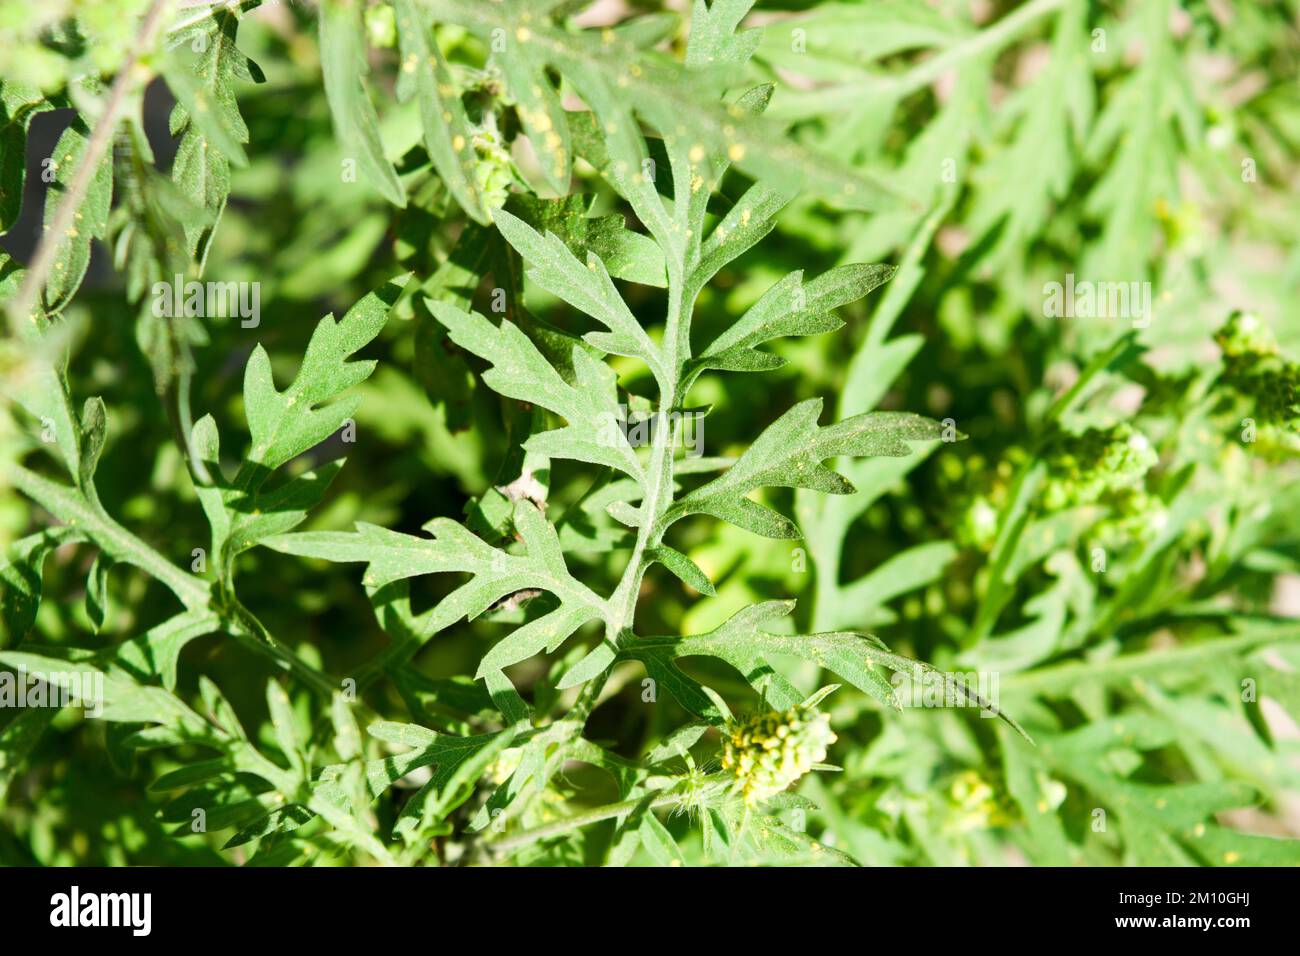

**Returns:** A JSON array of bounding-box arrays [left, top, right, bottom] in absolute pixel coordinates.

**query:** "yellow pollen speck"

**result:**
[[452, 135, 466, 151], [740, 208, 751, 226], [688, 144, 705, 163], [1224, 851, 1240, 863], [516, 27, 531, 41], [602, 28, 615, 45], [728, 143, 746, 161]]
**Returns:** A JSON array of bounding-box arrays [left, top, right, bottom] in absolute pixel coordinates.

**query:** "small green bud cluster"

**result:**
[[721, 704, 836, 807], [472, 128, 515, 211], [1041, 424, 1165, 543], [1215, 312, 1300, 454], [1041, 424, 1156, 510]]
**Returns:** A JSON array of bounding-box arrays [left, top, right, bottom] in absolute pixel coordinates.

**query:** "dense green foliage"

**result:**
[[1, 0, 1299, 867]]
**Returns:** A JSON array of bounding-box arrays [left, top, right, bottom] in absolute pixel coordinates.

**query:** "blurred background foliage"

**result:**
[[3, 0, 1300, 866]]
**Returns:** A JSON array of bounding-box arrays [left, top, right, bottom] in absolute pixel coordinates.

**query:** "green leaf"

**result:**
[[85, 553, 110, 633], [638, 811, 686, 866], [168, 5, 262, 265], [685, 0, 762, 71], [193, 278, 405, 578], [506, 194, 666, 288], [424, 0, 907, 213], [828, 541, 957, 629], [491, 208, 667, 388], [625, 601, 1028, 739], [40, 116, 113, 315], [162, 57, 248, 168], [266, 679, 306, 779], [476, 601, 600, 678], [690, 263, 895, 382], [242, 281, 402, 470], [112, 610, 219, 691], [393, 0, 489, 223], [1, 528, 85, 644], [0, 81, 53, 234], [327, 721, 509, 805], [429, 299, 644, 481], [267, 500, 606, 690], [492, 19, 571, 194], [664, 399, 945, 538], [647, 545, 716, 596], [319, 0, 406, 207], [0, 652, 211, 735]]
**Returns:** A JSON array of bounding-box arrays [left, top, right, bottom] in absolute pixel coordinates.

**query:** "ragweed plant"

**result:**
[[0, 0, 1018, 868], [2, 0, 1300, 870]]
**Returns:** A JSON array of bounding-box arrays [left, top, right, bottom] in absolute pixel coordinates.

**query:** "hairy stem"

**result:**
[[8, 461, 338, 696], [485, 786, 691, 857], [6, 0, 174, 332]]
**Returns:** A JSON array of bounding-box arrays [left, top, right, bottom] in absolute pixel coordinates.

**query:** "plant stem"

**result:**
[[884, 0, 1070, 98], [1002, 627, 1300, 695], [485, 789, 684, 857], [6, 0, 174, 333], [10, 462, 208, 609], [8, 461, 338, 696]]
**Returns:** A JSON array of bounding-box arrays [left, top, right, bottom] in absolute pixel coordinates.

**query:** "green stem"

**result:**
[[10, 462, 209, 609], [884, 0, 1070, 98], [1002, 627, 1300, 695], [8, 462, 338, 697], [486, 787, 686, 857], [6, 0, 175, 332]]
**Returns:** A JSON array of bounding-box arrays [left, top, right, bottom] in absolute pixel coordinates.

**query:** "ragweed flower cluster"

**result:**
[[1215, 312, 1300, 456], [721, 704, 836, 807], [1041, 425, 1156, 510], [1041, 424, 1165, 542], [472, 127, 515, 211]]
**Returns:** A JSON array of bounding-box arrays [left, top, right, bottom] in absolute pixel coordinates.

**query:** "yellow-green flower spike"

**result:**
[[721, 703, 836, 807]]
